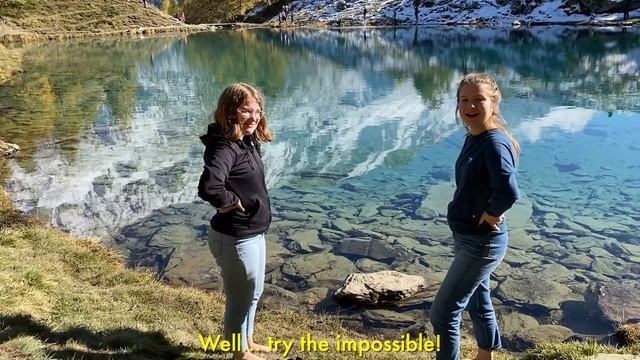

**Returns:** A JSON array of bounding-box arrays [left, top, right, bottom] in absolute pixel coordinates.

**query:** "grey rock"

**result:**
[[334, 270, 427, 306], [506, 324, 574, 350], [266, 236, 289, 273], [347, 228, 386, 240], [508, 228, 537, 251], [498, 311, 539, 337], [279, 210, 312, 222], [558, 253, 593, 270], [331, 218, 355, 232], [287, 229, 324, 253], [590, 257, 626, 279], [508, 197, 533, 229], [585, 281, 640, 324], [260, 284, 300, 310], [504, 248, 534, 267], [281, 252, 356, 288], [299, 287, 333, 310], [573, 215, 631, 233], [363, 309, 417, 328], [570, 236, 604, 251], [318, 228, 347, 244], [416, 182, 454, 220], [338, 237, 407, 262], [379, 208, 405, 218], [418, 253, 453, 272], [496, 272, 573, 310], [358, 204, 379, 217], [355, 258, 389, 273]]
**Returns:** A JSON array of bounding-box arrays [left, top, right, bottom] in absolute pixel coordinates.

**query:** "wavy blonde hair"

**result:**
[[456, 73, 521, 158], [213, 82, 275, 143]]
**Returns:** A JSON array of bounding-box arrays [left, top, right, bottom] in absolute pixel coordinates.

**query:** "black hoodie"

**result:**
[[197, 123, 272, 238]]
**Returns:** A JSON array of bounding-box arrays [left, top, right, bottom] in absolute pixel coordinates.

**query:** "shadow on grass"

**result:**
[[0, 313, 199, 359]]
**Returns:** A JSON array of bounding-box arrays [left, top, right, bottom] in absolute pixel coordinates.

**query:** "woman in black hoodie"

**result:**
[[198, 83, 274, 360]]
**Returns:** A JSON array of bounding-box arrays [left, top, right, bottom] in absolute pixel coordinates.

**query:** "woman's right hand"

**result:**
[[217, 199, 245, 214], [478, 211, 505, 231]]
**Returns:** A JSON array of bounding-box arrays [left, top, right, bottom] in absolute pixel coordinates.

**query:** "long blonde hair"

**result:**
[[455, 73, 521, 157], [213, 82, 275, 143]]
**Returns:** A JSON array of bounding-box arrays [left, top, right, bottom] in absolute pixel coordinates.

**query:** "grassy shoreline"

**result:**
[[0, 186, 499, 360], [2, 2, 639, 357], [1, 181, 639, 359]]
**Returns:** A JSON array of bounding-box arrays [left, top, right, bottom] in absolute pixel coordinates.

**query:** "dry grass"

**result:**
[[617, 323, 640, 347], [0, 0, 197, 48]]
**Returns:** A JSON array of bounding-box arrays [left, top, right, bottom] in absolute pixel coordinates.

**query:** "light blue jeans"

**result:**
[[430, 231, 508, 360], [208, 227, 266, 352]]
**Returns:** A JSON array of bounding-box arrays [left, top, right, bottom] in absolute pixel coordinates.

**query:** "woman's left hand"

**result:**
[[478, 212, 504, 231]]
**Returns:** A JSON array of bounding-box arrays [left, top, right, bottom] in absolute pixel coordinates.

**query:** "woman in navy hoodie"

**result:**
[[198, 83, 274, 360], [430, 73, 520, 360]]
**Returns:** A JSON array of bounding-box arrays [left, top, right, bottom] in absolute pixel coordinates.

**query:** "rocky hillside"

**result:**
[[252, 0, 640, 25], [0, 0, 190, 43]]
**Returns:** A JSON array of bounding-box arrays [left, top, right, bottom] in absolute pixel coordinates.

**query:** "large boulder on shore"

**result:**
[[585, 281, 640, 324], [333, 270, 426, 306], [0, 140, 20, 158]]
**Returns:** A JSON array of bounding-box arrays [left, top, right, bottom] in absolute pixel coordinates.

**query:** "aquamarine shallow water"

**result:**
[[1, 27, 639, 343]]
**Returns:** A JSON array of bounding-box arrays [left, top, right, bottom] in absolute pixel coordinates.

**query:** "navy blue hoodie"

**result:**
[[447, 128, 519, 235], [197, 123, 272, 238]]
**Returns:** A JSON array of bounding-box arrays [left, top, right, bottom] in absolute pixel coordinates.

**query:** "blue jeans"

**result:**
[[430, 231, 508, 360], [208, 227, 266, 352]]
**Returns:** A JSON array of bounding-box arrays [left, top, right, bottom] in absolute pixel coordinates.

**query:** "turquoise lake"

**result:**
[[1, 27, 639, 346]]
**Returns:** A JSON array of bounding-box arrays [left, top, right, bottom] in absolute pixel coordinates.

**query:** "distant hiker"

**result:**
[[623, 0, 631, 21], [289, 10, 294, 24], [413, 0, 420, 25], [178, 11, 186, 22], [363, 6, 367, 23], [393, 8, 397, 26], [142, 0, 147, 7]]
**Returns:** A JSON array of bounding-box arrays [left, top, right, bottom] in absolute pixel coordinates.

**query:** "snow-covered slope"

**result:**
[[261, 0, 640, 26]]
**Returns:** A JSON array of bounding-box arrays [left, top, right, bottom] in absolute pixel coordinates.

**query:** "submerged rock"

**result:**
[[333, 270, 426, 306], [496, 272, 573, 310], [506, 324, 574, 351], [363, 309, 417, 328], [280, 252, 356, 289], [585, 281, 640, 325], [286, 229, 325, 253], [337, 237, 408, 262], [415, 182, 454, 220]]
